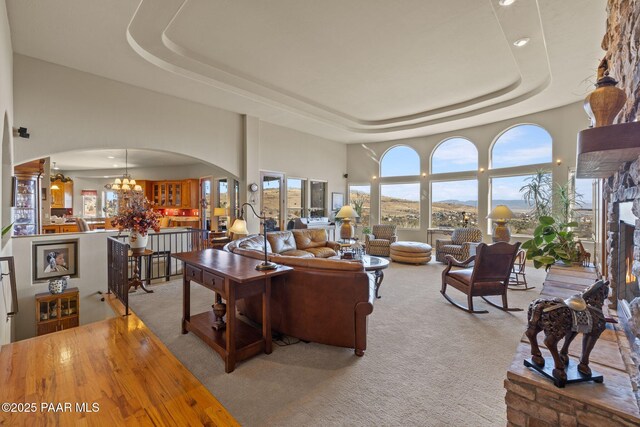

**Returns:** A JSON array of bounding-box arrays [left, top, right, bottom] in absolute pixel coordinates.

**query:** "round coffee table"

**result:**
[[361, 255, 390, 299]]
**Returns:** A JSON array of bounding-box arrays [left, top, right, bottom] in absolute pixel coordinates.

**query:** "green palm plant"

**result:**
[[519, 170, 552, 218]]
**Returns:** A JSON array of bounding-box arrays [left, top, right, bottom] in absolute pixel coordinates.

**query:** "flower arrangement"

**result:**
[[110, 197, 162, 236]]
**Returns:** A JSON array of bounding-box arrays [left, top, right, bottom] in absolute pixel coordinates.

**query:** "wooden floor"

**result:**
[[0, 295, 238, 426]]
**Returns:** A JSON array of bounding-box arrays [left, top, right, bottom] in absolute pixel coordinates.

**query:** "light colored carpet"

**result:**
[[129, 261, 546, 426]]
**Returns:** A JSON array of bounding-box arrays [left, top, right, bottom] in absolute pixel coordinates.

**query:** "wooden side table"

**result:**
[[173, 249, 292, 373], [128, 249, 154, 293]]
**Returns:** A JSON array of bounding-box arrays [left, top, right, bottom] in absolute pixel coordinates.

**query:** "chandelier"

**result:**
[[111, 150, 142, 193]]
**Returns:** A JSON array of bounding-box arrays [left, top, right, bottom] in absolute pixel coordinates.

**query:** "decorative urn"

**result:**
[[48, 275, 70, 294], [584, 58, 627, 127]]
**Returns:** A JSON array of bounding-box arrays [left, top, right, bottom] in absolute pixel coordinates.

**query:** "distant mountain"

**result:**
[[436, 200, 479, 207], [436, 199, 533, 211], [492, 200, 533, 210]]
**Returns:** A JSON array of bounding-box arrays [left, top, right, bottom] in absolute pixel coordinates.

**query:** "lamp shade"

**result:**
[[335, 205, 359, 219], [229, 219, 248, 235], [50, 184, 60, 191], [487, 205, 514, 221], [213, 207, 228, 216]]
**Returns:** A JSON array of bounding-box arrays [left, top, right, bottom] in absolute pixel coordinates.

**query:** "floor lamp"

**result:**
[[487, 205, 514, 242], [228, 203, 278, 271]]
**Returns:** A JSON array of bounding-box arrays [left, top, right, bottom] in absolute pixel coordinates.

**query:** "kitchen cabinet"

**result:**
[[182, 179, 199, 209], [150, 180, 198, 208], [42, 223, 79, 233], [51, 179, 73, 209], [167, 181, 182, 207]]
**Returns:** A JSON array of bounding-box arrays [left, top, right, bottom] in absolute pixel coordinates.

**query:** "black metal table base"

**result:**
[[524, 357, 603, 388]]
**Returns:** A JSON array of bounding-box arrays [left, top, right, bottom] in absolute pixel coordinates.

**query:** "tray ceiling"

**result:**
[[7, 0, 606, 142]]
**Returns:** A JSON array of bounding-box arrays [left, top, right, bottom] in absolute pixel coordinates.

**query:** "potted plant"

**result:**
[[521, 216, 581, 270], [111, 197, 162, 253]]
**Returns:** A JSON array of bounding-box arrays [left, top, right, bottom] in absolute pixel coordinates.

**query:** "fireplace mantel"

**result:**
[[577, 121, 640, 179]]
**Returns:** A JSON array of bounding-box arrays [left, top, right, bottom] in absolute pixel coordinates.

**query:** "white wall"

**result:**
[[13, 54, 244, 177], [0, 0, 14, 345], [11, 232, 117, 340], [259, 121, 348, 218], [347, 102, 590, 243]]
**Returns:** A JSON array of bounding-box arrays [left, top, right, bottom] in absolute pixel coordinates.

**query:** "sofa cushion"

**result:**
[[304, 247, 337, 258], [267, 231, 297, 254], [281, 250, 314, 258], [237, 234, 272, 252], [292, 229, 328, 249]]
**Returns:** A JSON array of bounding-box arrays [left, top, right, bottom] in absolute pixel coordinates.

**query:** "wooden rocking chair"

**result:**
[[508, 249, 535, 291], [441, 242, 522, 314]]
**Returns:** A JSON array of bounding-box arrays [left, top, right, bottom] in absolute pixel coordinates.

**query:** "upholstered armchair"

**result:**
[[435, 227, 482, 263], [365, 224, 397, 256]]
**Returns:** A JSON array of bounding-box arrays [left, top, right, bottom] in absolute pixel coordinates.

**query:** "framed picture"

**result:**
[[41, 187, 47, 201], [331, 192, 344, 211], [32, 240, 78, 282]]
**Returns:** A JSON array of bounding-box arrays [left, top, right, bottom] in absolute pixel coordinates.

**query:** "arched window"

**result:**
[[380, 145, 420, 177], [491, 124, 552, 169], [431, 138, 478, 174]]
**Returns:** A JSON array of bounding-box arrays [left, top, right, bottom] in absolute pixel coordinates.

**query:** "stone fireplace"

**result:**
[[605, 166, 640, 401]]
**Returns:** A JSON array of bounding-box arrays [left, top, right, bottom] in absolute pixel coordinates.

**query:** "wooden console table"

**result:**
[[173, 249, 292, 373]]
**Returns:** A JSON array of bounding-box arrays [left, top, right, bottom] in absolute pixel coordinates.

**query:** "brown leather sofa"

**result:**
[[225, 235, 375, 356], [228, 229, 340, 258]]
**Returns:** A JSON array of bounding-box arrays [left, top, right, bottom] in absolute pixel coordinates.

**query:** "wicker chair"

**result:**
[[435, 227, 482, 263], [441, 242, 522, 313], [365, 224, 397, 256]]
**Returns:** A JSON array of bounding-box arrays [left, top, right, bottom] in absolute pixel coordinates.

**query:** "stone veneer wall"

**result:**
[[602, 0, 640, 123], [601, 0, 640, 407]]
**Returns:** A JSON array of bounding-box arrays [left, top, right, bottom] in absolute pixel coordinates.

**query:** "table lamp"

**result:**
[[213, 207, 228, 231], [487, 205, 514, 242], [335, 205, 359, 240], [229, 203, 278, 271]]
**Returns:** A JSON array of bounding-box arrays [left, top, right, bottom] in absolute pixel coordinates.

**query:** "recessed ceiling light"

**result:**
[[499, 0, 516, 6], [113, 164, 118, 167], [107, 156, 115, 159], [513, 37, 530, 47]]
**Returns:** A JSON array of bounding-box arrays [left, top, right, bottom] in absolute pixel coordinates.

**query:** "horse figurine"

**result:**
[[525, 280, 609, 386]]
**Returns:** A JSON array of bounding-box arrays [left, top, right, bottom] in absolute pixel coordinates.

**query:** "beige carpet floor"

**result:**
[[128, 261, 546, 426]]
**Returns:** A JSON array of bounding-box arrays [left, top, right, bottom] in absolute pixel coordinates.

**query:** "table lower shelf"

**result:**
[[185, 311, 265, 365]]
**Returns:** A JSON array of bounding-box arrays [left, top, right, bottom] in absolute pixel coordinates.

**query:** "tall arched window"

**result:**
[[379, 145, 420, 229], [431, 138, 478, 174], [380, 145, 420, 177], [491, 124, 552, 169]]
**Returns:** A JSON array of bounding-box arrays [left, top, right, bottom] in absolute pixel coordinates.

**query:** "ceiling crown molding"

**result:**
[[127, 0, 550, 136]]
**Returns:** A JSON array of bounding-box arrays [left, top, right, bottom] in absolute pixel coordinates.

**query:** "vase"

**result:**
[[129, 230, 148, 254], [584, 75, 627, 127], [48, 275, 70, 294]]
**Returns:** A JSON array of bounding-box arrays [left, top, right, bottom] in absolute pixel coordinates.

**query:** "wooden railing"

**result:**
[[108, 229, 213, 314], [107, 236, 129, 314]]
